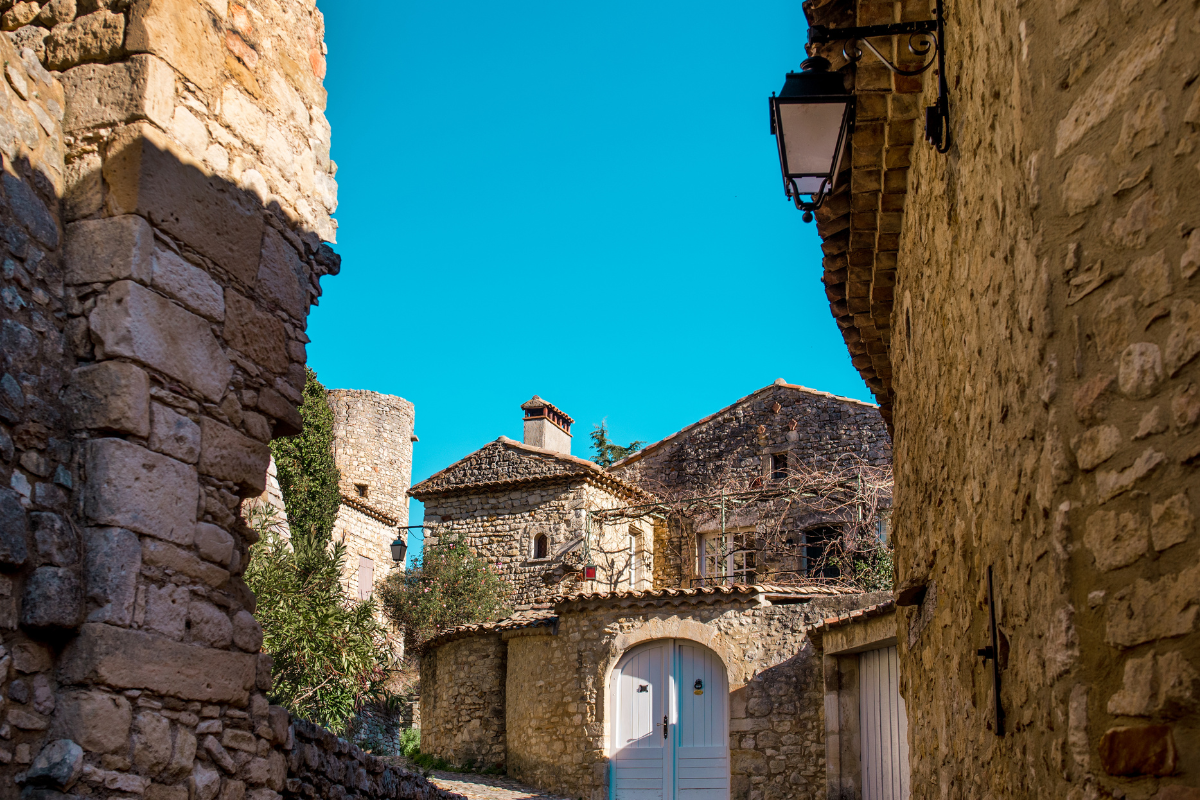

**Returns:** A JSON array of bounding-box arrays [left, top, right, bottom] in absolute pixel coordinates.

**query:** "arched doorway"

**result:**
[[608, 639, 729, 800]]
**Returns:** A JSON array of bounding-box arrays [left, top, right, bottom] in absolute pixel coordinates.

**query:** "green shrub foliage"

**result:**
[[245, 504, 397, 734], [378, 540, 513, 650], [270, 367, 342, 540]]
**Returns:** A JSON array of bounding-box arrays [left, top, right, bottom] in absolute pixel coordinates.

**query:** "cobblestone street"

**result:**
[[425, 772, 574, 800]]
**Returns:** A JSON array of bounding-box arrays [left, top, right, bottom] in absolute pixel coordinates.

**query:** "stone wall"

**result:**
[[0, 2, 439, 800], [804, 0, 1200, 795], [420, 590, 888, 800], [417, 632, 507, 769], [422, 480, 646, 605], [611, 382, 891, 587]]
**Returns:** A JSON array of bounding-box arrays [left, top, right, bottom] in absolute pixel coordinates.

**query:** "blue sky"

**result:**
[[311, 1, 872, 560]]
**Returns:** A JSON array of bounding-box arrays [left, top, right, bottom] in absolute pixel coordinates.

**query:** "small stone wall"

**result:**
[[418, 632, 507, 769], [285, 717, 462, 800]]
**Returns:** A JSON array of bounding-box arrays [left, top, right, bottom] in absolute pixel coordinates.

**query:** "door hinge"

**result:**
[[663, 715, 668, 738]]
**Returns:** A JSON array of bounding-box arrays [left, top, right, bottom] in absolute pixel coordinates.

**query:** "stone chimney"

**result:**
[[521, 396, 573, 454]]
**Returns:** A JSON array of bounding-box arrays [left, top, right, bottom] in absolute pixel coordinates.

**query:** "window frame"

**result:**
[[697, 528, 757, 586], [532, 532, 549, 561]]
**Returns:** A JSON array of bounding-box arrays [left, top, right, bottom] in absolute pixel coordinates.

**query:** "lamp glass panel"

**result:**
[[779, 101, 847, 177], [790, 176, 827, 195]]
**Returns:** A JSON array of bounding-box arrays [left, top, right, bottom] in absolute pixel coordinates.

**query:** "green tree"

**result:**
[[270, 367, 342, 540], [244, 504, 397, 734], [589, 420, 644, 467], [377, 540, 513, 650]]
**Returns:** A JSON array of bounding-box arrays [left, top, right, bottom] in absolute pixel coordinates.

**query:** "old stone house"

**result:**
[[799, 0, 1200, 795], [416, 385, 895, 800], [410, 396, 653, 605]]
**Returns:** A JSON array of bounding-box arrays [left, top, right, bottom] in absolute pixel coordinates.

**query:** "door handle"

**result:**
[[663, 715, 668, 739]]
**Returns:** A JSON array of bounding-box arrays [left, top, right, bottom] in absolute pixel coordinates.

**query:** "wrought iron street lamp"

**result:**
[[391, 524, 423, 564], [770, 0, 950, 220], [769, 56, 855, 222]]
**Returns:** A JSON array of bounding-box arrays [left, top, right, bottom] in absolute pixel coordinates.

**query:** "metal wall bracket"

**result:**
[[975, 566, 1005, 736], [807, 0, 951, 152]]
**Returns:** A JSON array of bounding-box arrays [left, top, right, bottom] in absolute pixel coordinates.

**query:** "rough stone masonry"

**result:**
[[805, 0, 1200, 796], [0, 2, 443, 800]]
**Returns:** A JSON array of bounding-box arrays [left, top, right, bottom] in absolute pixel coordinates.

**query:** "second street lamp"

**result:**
[[769, 56, 854, 222]]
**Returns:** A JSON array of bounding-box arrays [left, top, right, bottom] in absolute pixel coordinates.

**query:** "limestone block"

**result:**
[[25, 738, 83, 790], [149, 403, 200, 464], [89, 280, 232, 402], [257, 227, 308, 320], [231, 609, 261, 653], [2, 171, 58, 249], [204, 734, 235, 772], [103, 124, 265, 284], [255, 387, 301, 437], [160, 724, 196, 782], [1084, 510, 1148, 572], [220, 779, 245, 800], [192, 761, 221, 800], [21, 566, 83, 630], [1072, 425, 1121, 471], [1151, 494, 1193, 552], [59, 623, 256, 702], [221, 86, 267, 148], [1107, 562, 1200, 647], [45, 9, 124, 71], [199, 418, 270, 493], [151, 246, 224, 321], [34, 0, 76, 28], [143, 582, 188, 639], [0, 487, 29, 567], [223, 289, 288, 374], [142, 539, 229, 587], [148, 784, 189, 800], [60, 53, 172, 132], [1099, 725, 1177, 776], [195, 522, 233, 565], [187, 599, 231, 648], [1119, 343, 1164, 399], [83, 438, 197, 545], [1, 3, 39, 30], [132, 710, 171, 775], [126, 0, 222, 93], [32, 512, 77, 567], [83, 527, 140, 626], [66, 361, 150, 437], [63, 213, 154, 284], [51, 691, 131, 755]]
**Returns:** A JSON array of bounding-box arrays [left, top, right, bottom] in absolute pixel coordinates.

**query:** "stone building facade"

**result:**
[[803, 0, 1200, 795], [0, 3, 445, 800], [410, 426, 651, 606], [419, 585, 888, 800], [610, 381, 892, 588]]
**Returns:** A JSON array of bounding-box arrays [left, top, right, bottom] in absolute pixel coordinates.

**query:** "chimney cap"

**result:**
[[520, 395, 575, 425]]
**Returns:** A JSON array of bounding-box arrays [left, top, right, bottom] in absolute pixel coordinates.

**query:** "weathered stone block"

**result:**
[[143, 582, 188, 639], [125, 0, 222, 92], [191, 761, 221, 800], [187, 600, 231, 648], [256, 228, 308, 320], [32, 512, 77, 567], [0, 487, 29, 568], [51, 690, 131, 753], [64, 214, 154, 284], [89, 280, 231, 402], [45, 10, 126, 72], [132, 710, 171, 775], [84, 438, 197, 545], [103, 124, 264, 283], [146, 784, 189, 800], [255, 387, 301, 437], [21, 566, 83, 630], [83, 527, 140, 626], [2, 171, 58, 249], [142, 539, 228, 587], [199, 418, 270, 493], [149, 403, 200, 464], [195, 522, 233, 565], [152, 246, 224, 321], [1099, 725, 1177, 776], [66, 361, 150, 437], [59, 623, 256, 702], [223, 290, 288, 374], [25, 739, 83, 790], [231, 610, 261, 653]]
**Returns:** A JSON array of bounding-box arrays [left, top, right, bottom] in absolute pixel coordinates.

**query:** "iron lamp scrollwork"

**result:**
[[771, 0, 951, 219]]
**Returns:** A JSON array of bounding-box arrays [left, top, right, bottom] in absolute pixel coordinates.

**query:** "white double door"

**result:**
[[610, 640, 729, 800]]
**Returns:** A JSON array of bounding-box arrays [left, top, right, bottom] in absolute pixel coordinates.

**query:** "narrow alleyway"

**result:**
[[424, 771, 574, 800]]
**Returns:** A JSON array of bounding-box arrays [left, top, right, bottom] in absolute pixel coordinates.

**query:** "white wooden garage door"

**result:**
[[610, 640, 729, 800], [859, 646, 910, 800]]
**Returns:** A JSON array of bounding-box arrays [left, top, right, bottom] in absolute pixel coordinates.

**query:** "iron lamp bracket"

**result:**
[[807, 0, 951, 152]]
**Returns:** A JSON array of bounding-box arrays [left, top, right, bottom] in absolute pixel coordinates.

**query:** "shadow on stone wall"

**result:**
[[0, 28, 451, 800]]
